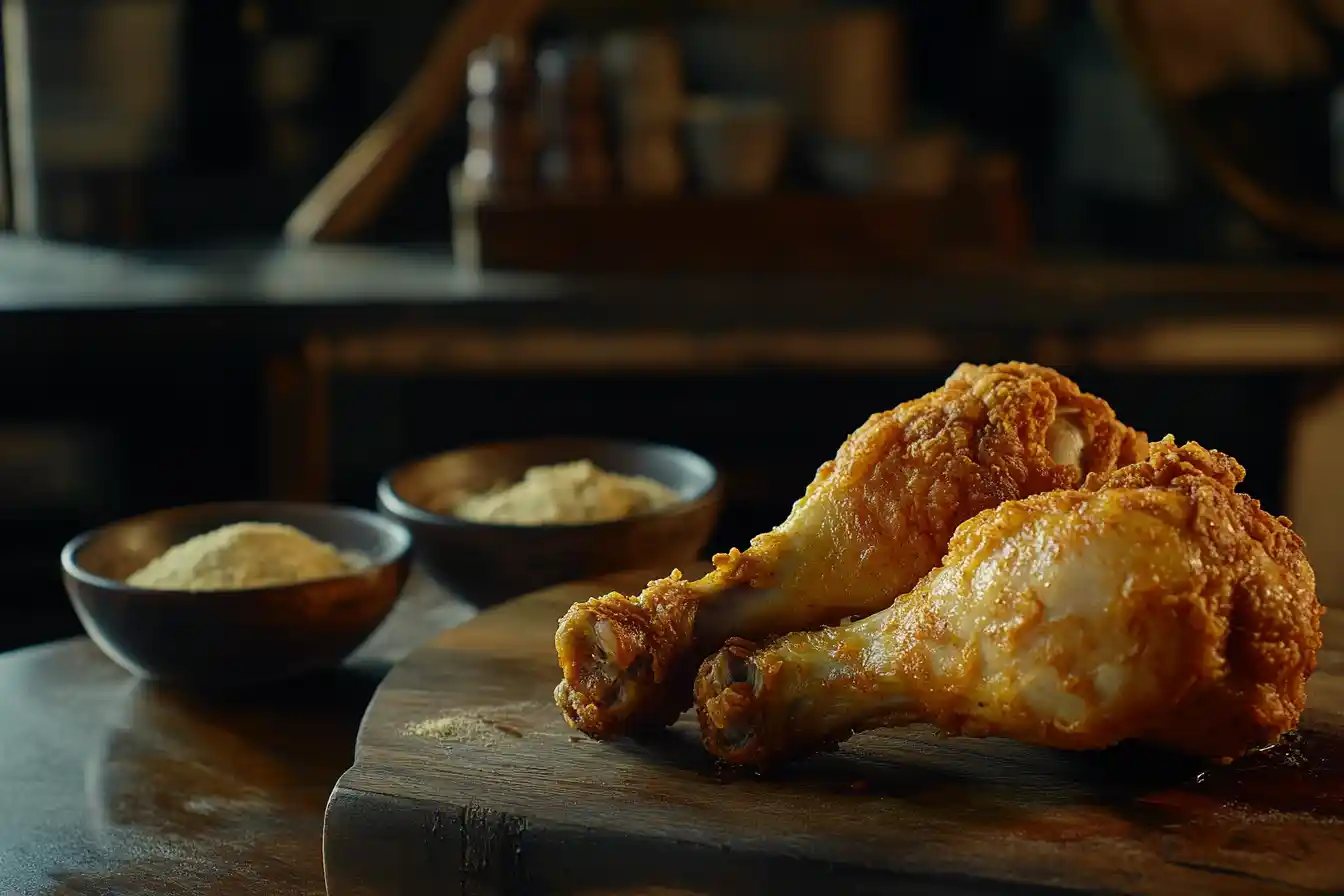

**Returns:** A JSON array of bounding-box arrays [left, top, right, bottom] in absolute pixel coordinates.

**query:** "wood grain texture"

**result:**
[[0, 569, 475, 895], [454, 180, 1029, 276], [325, 566, 1344, 895]]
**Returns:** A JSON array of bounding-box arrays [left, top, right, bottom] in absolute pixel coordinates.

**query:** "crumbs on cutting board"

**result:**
[[403, 702, 542, 745]]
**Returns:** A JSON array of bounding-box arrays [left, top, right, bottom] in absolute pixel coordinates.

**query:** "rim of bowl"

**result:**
[[61, 501, 413, 596], [377, 437, 721, 531]]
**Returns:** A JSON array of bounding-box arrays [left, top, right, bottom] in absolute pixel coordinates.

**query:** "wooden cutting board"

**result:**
[[324, 566, 1344, 895]]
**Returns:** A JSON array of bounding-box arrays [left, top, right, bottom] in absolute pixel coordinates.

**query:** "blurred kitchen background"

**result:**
[[4, 0, 1344, 649]]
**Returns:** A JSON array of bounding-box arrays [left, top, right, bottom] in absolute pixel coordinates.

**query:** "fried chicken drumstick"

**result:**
[[696, 439, 1323, 766], [555, 362, 1148, 739]]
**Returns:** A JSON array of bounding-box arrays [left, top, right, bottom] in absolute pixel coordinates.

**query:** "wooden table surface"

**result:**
[[0, 571, 476, 895], [3, 572, 1342, 895]]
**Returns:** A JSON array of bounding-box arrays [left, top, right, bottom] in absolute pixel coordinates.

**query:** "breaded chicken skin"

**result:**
[[556, 363, 1148, 739], [696, 439, 1323, 766]]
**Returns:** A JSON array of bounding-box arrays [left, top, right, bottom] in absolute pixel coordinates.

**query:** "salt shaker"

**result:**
[[536, 41, 613, 196]]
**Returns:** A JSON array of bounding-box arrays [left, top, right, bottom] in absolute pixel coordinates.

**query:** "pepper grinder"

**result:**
[[462, 35, 538, 199]]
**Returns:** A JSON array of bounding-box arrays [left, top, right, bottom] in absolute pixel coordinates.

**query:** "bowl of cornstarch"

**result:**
[[61, 502, 412, 687]]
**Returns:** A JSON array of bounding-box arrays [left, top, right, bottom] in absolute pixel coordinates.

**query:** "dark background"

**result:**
[[0, 0, 1334, 649]]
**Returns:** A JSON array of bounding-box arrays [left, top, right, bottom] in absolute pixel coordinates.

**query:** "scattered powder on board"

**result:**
[[404, 715, 509, 746], [404, 702, 540, 745], [125, 522, 362, 591], [443, 459, 681, 525]]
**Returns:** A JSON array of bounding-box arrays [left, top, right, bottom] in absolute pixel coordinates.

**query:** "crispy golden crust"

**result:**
[[556, 362, 1148, 739], [554, 572, 701, 737], [1084, 433, 1246, 492], [800, 362, 1147, 592], [1094, 437, 1322, 758], [696, 440, 1323, 766], [947, 361, 1149, 481]]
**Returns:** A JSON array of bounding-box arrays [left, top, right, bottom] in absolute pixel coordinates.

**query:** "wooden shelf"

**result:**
[[451, 163, 1028, 274]]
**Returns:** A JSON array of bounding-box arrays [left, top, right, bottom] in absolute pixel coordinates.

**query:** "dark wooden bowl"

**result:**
[[61, 502, 413, 688], [377, 438, 723, 607]]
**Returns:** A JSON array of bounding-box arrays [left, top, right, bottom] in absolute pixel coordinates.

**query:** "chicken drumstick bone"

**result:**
[[696, 439, 1323, 766], [555, 362, 1148, 739]]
